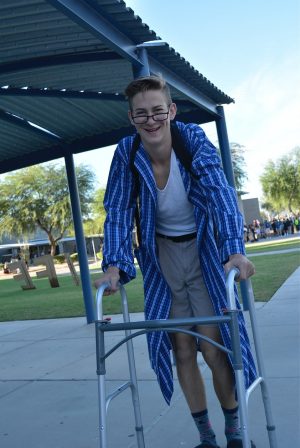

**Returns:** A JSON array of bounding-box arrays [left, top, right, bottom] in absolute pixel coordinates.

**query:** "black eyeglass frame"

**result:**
[[131, 105, 171, 124]]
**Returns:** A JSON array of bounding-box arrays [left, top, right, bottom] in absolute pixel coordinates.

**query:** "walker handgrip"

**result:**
[[225, 268, 240, 310], [232, 267, 241, 280], [95, 282, 111, 321]]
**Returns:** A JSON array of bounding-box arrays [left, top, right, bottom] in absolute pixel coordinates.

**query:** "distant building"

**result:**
[[242, 198, 262, 225], [0, 230, 103, 263]]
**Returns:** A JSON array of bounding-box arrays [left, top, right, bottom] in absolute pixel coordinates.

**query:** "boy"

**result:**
[[95, 76, 256, 448]]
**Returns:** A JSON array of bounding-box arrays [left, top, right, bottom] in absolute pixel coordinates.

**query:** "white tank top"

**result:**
[[156, 150, 196, 236]]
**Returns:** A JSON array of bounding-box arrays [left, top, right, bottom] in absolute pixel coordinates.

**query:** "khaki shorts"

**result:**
[[156, 236, 216, 323]]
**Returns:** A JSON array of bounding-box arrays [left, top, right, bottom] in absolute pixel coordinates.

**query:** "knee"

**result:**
[[173, 344, 196, 366], [202, 345, 227, 371]]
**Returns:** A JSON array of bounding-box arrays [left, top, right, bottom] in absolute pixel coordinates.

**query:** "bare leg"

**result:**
[[172, 326, 237, 411], [171, 332, 207, 412], [197, 325, 237, 409]]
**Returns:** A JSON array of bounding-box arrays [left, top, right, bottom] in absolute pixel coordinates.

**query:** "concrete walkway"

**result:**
[[247, 248, 299, 257], [0, 268, 299, 448]]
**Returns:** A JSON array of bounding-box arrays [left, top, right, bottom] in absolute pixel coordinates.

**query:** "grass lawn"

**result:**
[[0, 250, 299, 322], [0, 271, 145, 322], [246, 251, 299, 301]]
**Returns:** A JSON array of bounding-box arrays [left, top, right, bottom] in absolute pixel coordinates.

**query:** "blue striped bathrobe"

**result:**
[[102, 121, 257, 404]]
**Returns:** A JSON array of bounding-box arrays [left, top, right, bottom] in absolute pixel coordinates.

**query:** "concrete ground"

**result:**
[[0, 266, 299, 448]]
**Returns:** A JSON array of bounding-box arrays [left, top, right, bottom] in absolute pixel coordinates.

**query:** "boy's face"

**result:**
[[128, 89, 177, 148]]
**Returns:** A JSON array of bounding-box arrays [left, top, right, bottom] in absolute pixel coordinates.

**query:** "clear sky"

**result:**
[[74, 0, 300, 200]]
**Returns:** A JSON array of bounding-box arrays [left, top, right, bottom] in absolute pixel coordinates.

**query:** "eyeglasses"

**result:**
[[131, 106, 170, 124]]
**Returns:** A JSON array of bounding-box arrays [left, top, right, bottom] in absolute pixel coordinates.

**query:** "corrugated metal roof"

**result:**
[[0, 0, 234, 174]]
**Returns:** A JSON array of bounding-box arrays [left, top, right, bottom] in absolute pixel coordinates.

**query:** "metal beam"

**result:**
[[0, 52, 122, 75], [0, 124, 134, 174], [0, 108, 62, 142], [0, 108, 210, 175], [0, 87, 195, 108], [149, 56, 220, 117], [0, 144, 68, 175], [0, 2, 233, 114], [133, 47, 150, 78], [131, 45, 217, 116], [47, 0, 143, 68], [0, 87, 127, 101]]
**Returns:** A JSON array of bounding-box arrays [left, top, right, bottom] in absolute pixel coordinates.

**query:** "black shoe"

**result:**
[[227, 440, 256, 448], [194, 443, 220, 448]]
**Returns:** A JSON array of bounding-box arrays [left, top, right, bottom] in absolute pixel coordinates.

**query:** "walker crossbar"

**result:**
[[95, 324, 233, 361], [94, 268, 277, 448], [96, 315, 231, 331]]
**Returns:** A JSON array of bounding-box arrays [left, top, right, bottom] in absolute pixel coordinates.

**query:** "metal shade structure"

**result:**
[[0, 0, 234, 173], [0, 0, 236, 322]]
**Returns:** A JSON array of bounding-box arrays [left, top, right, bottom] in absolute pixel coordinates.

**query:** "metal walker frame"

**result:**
[[94, 268, 278, 448]]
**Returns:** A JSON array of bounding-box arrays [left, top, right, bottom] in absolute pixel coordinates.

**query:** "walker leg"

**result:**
[[127, 338, 145, 448], [120, 286, 145, 448], [95, 321, 108, 448], [235, 370, 251, 448], [244, 279, 278, 448], [259, 380, 278, 448], [228, 305, 251, 448], [225, 274, 252, 448], [98, 374, 107, 448]]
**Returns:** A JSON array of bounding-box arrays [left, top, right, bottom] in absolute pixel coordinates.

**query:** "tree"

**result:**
[[83, 188, 106, 236], [229, 143, 248, 195], [260, 147, 300, 214], [260, 200, 279, 217], [216, 142, 248, 195], [0, 163, 96, 255]]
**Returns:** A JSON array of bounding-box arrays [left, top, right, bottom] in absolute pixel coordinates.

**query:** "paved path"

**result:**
[[0, 267, 299, 447], [247, 247, 300, 257]]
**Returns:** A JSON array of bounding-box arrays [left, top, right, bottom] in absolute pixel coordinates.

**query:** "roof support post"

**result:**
[[215, 105, 235, 188], [64, 153, 95, 323], [215, 105, 251, 311], [132, 47, 150, 78]]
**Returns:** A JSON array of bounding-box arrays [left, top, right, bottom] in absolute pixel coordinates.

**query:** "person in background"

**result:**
[[294, 216, 300, 232], [95, 76, 256, 448], [3, 262, 10, 274]]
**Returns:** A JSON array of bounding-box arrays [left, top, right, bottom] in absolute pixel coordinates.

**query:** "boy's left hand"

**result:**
[[224, 254, 255, 281]]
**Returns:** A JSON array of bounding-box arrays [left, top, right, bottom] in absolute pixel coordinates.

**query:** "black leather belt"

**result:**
[[156, 232, 197, 243]]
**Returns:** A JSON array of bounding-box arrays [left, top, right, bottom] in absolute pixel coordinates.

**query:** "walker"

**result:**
[[94, 268, 278, 448]]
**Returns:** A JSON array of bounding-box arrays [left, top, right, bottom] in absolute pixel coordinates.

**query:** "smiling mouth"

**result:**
[[144, 126, 160, 133]]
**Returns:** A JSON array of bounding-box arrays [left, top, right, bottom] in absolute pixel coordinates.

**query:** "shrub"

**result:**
[[70, 253, 78, 262], [53, 254, 65, 264]]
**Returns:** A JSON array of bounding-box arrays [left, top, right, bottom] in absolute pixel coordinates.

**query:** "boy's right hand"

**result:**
[[93, 266, 120, 296]]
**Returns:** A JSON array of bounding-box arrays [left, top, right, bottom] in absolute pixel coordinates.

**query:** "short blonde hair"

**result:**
[[125, 75, 172, 109]]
